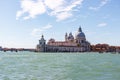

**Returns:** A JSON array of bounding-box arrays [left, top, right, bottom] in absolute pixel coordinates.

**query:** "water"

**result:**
[[0, 52, 120, 80]]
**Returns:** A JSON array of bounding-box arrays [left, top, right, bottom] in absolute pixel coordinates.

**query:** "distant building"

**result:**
[[0, 46, 2, 51], [36, 27, 91, 52]]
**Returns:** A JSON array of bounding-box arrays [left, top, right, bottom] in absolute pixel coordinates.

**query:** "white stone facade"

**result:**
[[36, 27, 91, 52]]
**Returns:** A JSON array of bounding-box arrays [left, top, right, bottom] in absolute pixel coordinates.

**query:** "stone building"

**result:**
[[36, 27, 91, 52]]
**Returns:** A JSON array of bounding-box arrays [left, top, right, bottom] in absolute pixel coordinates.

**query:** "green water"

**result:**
[[0, 52, 120, 80]]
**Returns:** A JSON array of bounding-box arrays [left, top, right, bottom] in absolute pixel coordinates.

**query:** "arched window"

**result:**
[[44, 42, 45, 45], [81, 40, 84, 43], [40, 42, 42, 44]]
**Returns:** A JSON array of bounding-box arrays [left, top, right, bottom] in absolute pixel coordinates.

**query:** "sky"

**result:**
[[0, 0, 120, 48]]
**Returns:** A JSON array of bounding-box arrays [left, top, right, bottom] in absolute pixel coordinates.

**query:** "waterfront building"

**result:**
[[91, 44, 120, 53], [91, 44, 109, 52], [36, 27, 91, 52], [0, 46, 2, 51]]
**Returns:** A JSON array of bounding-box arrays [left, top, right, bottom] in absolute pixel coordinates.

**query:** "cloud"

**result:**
[[31, 24, 53, 37], [16, 0, 46, 20], [42, 24, 52, 29], [16, 0, 84, 21], [98, 22, 107, 27], [89, 0, 109, 10], [56, 12, 72, 21]]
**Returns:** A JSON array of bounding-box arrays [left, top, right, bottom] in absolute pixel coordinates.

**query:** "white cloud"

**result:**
[[42, 24, 53, 29], [16, 0, 84, 21], [56, 12, 72, 21], [44, 0, 64, 10], [16, 0, 46, 20], [49, 0, 83, 21], [89, 0, 109, 10], [16, 11, 23, 20], [98, 22, 107, 27], [31, 24, 53, 37]]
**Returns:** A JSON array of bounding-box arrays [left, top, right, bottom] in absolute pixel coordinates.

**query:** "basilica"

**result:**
[[36, 27, 91, 52]]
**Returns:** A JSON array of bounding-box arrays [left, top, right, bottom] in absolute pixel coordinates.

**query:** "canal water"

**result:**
[[0, 52, 120, 80]]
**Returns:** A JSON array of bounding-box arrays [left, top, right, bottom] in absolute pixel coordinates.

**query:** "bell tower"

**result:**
[[37, 35, 46, 52], [39, 35, 46, 46], [65, 33, 68, 41]]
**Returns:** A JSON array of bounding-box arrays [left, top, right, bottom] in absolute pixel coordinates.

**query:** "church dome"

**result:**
[[49, 38, 55, 43], [75, 27, 85, 38], [68, 32, 74, 40], [76, 32, 85, 38]]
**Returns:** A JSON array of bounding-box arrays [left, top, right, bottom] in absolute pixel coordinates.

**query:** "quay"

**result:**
[[0, 48, 36, 52]]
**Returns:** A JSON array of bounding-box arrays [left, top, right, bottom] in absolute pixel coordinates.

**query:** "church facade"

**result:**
[[36, 27, 91, 52]]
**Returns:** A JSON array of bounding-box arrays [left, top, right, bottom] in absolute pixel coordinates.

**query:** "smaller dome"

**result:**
[[68, 32, 74, 40], [40, 35, 45, 40], [49, 38, 55, 43]]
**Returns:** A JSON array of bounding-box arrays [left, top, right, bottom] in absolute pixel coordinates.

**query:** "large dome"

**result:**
[[76, 32, 85, 38], [75, 27, 86, 38]]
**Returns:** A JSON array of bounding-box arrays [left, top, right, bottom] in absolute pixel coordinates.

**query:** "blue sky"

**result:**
[[0, 0, 120, 48]]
